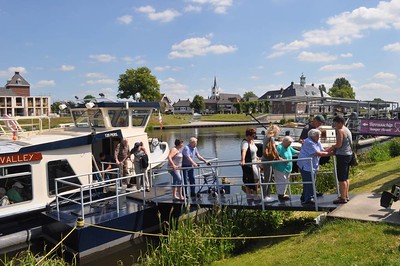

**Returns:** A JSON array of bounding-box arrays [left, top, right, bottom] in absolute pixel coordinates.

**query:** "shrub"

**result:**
[[388, 138, 400, 157]]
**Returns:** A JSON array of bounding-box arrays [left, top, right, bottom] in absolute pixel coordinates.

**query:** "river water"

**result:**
[[82, 125, 251, 265]]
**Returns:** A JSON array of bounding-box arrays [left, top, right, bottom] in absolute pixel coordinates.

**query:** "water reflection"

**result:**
[[83, 126, 252, 265]]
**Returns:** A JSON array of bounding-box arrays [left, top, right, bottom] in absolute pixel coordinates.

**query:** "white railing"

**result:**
[[54, 168, 147, 220]]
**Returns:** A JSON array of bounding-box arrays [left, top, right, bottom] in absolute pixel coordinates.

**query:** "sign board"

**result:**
[[0, 152, 43, 165], [359, 119, 400, 136]]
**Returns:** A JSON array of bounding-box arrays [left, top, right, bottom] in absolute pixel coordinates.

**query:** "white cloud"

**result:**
[[122, 56, 145, 65], [60, 64, 75, 71], [89, 54, 117, 62], [274, 71, 284, 76], [136, 5, 180, 23], [0, 67, 27, 77], [86, 79, 116, 85], [36, 80, 55, 87], [159, 78, 189, 101], [84, 72, 107, 79], [383, 42, 400, 52], [356, 82, 395, 100], [184, 5, 202, 13], [373, 71, 398, 80], [297, 51, 337, 62], [250, 75, 259, 80], [154, 65, 181, 72], [319, 63, 364, 71], [169, 36, 237, 58], [340, 53, 353, 58], [268, 0, 400, 57], [190, 0, 233, 14], [117, 15, 133, 25], [136, 5, 155, 13]]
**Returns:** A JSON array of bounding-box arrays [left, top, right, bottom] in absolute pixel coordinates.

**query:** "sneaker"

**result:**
[[262, 196, 275, 203], [302, 198, 315, 205], [278, 194, 290, 201]]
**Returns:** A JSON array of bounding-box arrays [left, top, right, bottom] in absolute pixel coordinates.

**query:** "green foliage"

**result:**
[[139, 207, 299, 266], [117, 67, 161, 102], [389, 138, 400, 157], [190, 95, 205, 113], [328, 77, 355, 99], [83, 95, 94, 99], [2, 249, 75, 266], [243, 91, 258, 101]]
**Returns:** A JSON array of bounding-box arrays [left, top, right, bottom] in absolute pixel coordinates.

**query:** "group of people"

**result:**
[[0, 181, 25, 206], [167, 137, 208, 201], [241, 114, 354, 205], [99, 138, 151, 192]]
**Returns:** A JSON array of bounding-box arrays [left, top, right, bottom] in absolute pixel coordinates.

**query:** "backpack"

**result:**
[[140, 154, 149, 169], [263, 137, 280, 160]]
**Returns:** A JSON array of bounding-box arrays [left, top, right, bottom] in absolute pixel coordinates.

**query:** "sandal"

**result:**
[[333, 197, 348, 204]]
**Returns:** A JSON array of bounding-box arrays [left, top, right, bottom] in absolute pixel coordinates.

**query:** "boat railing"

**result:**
[[0, 115, 52, 139], [54, 168, 147, 220], [151, 156, 338, 211]]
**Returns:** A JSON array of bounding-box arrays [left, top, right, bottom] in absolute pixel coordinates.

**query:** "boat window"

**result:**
[[71, 110, 105, 128], [108, 110, 129, 127], [0, 164, 32, 206], [47, 159, 81, 195], [132, 110, 150, 126]]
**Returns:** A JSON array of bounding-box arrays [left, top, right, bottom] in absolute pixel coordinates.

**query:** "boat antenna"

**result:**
[[246, 112, 269, 130]]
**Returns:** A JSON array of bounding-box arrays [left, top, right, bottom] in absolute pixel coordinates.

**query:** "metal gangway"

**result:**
[[149, 156, 341, 212]]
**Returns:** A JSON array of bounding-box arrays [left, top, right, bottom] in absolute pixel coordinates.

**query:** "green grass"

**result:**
[[213, 220, 400, 266], [210, 155, 400, 266]]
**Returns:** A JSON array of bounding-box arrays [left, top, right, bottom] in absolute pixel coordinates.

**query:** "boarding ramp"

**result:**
[[149, 157, 341, 212]]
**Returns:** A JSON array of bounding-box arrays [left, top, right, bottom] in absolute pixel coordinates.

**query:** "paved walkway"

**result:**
[[327, 193, 400, 225]]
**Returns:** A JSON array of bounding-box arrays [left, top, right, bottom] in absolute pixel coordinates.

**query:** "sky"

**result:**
[[0, 0, 399, 104]]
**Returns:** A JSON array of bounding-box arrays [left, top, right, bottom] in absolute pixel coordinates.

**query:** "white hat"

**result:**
[[13, 182, 24, 188]]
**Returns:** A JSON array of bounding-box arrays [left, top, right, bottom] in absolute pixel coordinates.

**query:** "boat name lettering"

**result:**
[[104, 133, 119, 137], [0, 152, 43, 165]]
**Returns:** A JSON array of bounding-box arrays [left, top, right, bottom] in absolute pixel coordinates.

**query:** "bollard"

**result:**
[[76, 217, 84, 227]]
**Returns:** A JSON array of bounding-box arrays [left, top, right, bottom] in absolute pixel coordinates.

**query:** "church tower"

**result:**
[[211, 76, 220, 100]]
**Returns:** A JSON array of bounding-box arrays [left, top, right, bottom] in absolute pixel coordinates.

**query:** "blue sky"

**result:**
[[0, 0, 399, 104]]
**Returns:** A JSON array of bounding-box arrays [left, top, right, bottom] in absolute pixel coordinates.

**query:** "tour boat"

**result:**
[[0, 98, 169, 248]]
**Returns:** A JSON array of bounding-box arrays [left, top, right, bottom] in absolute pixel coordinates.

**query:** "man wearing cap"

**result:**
[[7, 182, 24, 203], [299, 115, 325, 144]]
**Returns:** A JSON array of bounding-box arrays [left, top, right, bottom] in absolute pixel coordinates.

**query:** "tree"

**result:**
[[117, 67, 161, 102], [243, 91, 258, 101], [190, 95, 205, 113], [84, 95, 95, 99], [328, 78, 355, 99]]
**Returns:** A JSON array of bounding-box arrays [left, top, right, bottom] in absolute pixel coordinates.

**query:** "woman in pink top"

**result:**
[[168, 139, 184, 200]]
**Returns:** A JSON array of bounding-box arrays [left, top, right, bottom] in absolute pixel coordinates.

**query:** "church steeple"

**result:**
[[211, 76, 220, 100]]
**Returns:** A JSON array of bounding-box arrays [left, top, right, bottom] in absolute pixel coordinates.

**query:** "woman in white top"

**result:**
[[168, 139, 184, 200], [240, 128, 260, 196]]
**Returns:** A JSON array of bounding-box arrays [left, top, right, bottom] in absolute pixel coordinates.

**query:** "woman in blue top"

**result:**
[[297, 129, 332, 205], [273, 136, 299, 201]]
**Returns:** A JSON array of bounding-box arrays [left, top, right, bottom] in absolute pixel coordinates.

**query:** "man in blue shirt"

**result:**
[[297, 129, 332, 205], [182, 137, 208, 197]]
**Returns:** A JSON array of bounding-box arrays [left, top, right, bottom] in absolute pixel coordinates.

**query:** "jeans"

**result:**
[[300, 168, 315, 202], [182, 167, 195, 195]]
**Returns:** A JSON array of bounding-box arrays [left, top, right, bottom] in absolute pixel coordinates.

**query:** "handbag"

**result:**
[[263, 137, 280, 160], [348, 135, 358, 167], [349, 151, 358, 166]]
